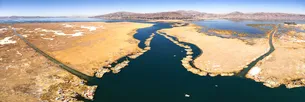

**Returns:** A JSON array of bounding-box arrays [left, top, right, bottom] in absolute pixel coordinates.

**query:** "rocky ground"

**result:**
[[0, 22, 153, 102]]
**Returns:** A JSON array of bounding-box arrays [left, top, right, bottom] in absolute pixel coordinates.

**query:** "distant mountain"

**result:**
[[175, 10, 203, 16], [2, 11, 304, 21], [95, 11, 194, 20], [227, 11, 244, 15], [93, 10, 305, 20], [222, 12, 305, 20]]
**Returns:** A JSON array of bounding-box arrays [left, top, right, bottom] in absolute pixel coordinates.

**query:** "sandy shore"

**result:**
[[247, 24, 305, 88], [0, 22, 152, 101], [159, 24, 269, 76]]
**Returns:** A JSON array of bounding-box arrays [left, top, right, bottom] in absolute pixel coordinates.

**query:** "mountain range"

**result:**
[[93, 10, 305, 20], [1, 10, 304, 21]]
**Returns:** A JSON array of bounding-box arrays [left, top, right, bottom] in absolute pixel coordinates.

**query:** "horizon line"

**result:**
[[1, 10, 305, 17]]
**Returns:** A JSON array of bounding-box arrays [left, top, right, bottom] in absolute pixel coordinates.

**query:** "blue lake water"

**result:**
[[193, 20, 272, 34], [92, 22, 305, 102], [193, 19, 305, 35]]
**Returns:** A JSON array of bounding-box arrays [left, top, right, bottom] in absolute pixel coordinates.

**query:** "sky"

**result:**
[[0, 0, 304, 16]]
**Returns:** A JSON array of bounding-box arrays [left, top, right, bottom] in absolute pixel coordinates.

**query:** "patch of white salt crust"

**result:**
[[12, 27, 23, 30], [36, 28, 84, 36], [22, 35, 28, 38], [41, 37, 54, 40], [280, 35, 305, 43], [81, 25, 97, 31], [292, 39, 305, 43], [53, 31, 84, 36], [71, 32, 84, 36], [0, 36, 16, 45], [0, 28, 8, 31], [248, 66, 261, 76], [62, 24, 74, 28], [0, 28, 8, 33]]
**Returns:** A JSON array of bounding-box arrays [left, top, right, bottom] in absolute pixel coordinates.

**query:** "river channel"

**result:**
[[8, 19, 305, 102], [92, 22, 305, 102]]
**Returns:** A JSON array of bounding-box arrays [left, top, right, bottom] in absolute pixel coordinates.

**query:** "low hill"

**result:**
[[93, 10, 305, 20]]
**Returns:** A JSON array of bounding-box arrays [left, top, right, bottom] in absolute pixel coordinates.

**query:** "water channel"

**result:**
[[8, 19, 305, 102], [92, 22, 305, 102]]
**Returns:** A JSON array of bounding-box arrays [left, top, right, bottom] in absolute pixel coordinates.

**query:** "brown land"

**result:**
[[12, 22, 153, 75], [0, 22, 152, 101], [284, 24, 305, 30], [159, 24, 269, 75], [1, 25, 88, 102], [247, 24, 305, 88]]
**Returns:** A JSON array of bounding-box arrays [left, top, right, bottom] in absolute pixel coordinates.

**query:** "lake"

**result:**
[[193, 19, 305, 35], [1, 18, 304, 102], [92, 22, 305, 102]]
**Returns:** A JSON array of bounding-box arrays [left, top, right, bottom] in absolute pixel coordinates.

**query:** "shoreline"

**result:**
[[160, 22, 305, 89], [160, 23, 269, 75], [157, 30, 237, 77], [95, 33, 156, 77]]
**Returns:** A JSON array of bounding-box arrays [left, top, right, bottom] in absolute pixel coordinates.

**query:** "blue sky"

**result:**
[[0, 0, 304, 16]]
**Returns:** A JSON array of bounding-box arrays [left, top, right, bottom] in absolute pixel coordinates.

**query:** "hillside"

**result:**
[[93, 10, 305, 20]]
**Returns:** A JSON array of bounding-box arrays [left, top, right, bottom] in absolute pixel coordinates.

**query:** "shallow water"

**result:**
[[193, 19, 305, 35], [193, 20, 266, 34]]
